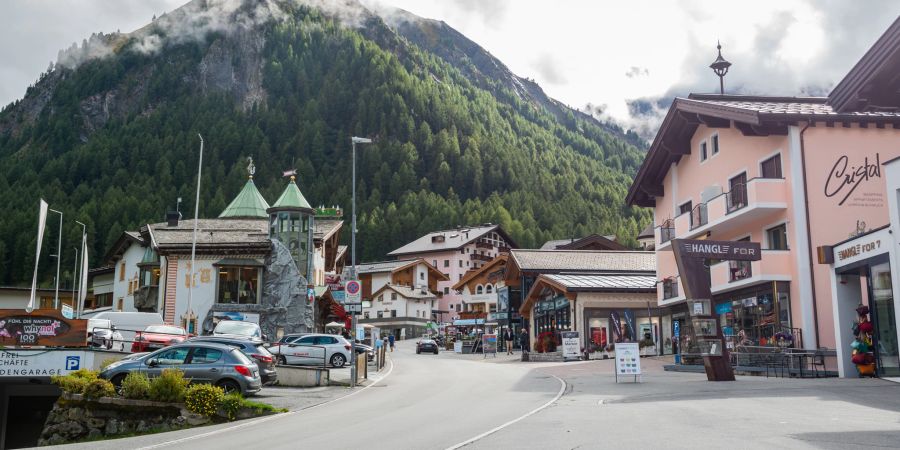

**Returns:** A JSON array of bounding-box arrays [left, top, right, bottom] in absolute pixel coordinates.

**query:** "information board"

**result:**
[[614, 342, 642, 383], [561, 331, 580, 360], [482, 333, 497, 358]]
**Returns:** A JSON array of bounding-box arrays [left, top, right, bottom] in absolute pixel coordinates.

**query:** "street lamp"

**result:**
[[349, 136, 372, 388], [48, 209, 63, 309], [187, 134, 204, 334], [72, 247, 79, 310], [75, 220, 86, 317]]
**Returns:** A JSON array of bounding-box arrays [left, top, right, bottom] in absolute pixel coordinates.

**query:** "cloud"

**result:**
[[531, 53, 566, 85], [625, 66, 649, 79]]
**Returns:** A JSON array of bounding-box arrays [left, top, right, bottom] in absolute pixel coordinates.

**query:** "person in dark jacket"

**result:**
[[503, 328, 515, 355], [519, 328, 530, 356]]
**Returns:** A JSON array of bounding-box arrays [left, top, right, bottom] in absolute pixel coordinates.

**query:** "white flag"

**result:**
[[27, 199, 49, 313], [79, 233, 89, 316]]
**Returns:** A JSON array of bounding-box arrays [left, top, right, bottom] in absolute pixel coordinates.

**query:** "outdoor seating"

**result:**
[[811, 348, 827, 378]]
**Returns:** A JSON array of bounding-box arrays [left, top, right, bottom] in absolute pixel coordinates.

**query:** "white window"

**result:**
[[486, 284, 493, 294], [711, 134, 719, 156], [699, 141, 708, 162], [476, 285, 484, 295]]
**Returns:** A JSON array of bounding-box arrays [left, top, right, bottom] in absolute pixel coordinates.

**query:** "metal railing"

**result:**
[[726, 182, 748, 213], [659, 219, 675, 244], [690, 203, 708, 230], [728, 260, 752, 282], [662, 279, 679, 299]]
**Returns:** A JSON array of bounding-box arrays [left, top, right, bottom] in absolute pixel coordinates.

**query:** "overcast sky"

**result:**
[[2, 0, 898, 134]]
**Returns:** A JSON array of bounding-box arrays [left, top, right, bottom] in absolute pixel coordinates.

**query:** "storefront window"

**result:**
[[716, 282, 791, 347], [217, 266, 261, 304], [533, 294, 570, 333]]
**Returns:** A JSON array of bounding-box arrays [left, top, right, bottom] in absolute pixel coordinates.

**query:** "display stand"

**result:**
[[614, 342, 642, 383], [482, 333, 498, 359]]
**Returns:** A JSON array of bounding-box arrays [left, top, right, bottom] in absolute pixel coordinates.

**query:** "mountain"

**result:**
[[0, 0, 651, 285]]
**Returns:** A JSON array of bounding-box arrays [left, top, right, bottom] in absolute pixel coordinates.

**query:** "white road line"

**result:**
[[138, 358, 395, 450], [445, 374, 566, 450]]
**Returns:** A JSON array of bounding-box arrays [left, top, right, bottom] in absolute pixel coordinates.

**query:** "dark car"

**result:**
[[354, 343, 375, 362], [416, 339, 439, 354], [100, 342, 262, 396], [188, 336, 278, 386]]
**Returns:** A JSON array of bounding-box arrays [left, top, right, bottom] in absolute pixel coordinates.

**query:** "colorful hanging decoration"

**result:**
[[851, 303, 876, 377]]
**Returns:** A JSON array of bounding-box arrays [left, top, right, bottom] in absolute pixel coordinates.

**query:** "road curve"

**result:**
[[53, 340, 562, 450]]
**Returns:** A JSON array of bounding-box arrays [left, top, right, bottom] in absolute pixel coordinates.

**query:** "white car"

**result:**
[[268, 334, 352, 368], [212, 320, 265, 342]]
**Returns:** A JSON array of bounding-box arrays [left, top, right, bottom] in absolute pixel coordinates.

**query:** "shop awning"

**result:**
[[453, 319, 485, 326]]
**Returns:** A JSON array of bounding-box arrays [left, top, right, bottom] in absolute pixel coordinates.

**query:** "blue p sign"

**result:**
[[66, 356, 80, 371]]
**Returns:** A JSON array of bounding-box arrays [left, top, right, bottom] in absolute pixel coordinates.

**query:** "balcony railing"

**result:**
[[475, 241, 493, 249], [726, 182, 748, 214], [690, 203, 708, 230], [470, 253, 492, 262], [663, 279, 679, 299], [659, 219, 675, 244]]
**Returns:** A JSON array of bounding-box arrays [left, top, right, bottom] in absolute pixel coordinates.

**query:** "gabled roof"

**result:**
[[387, 224, 517, 256], [520, 273, 657, 316], [508, 250, 656, 274], [147, 218, 270, 254], [829, 17, 900, 113], [452, 254, 508, 291], [219, 179, 270, 219], [270, 177, 312, 211], [314, 219, 343, 243], [372, 283, 437, 300], [541, 234, 627, 251], [103, 230, 147, 264], [356, 259, 421, 274], [637, 224, 654, 240]]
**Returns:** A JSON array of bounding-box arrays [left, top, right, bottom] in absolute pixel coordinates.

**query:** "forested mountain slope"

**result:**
[[0, 0, 650, 285]]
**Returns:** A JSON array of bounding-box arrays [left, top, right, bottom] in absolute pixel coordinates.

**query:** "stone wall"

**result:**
[[39, 394, 188, 446]]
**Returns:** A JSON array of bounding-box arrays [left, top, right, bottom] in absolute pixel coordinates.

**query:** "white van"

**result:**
[[90, 311, 165, 351]]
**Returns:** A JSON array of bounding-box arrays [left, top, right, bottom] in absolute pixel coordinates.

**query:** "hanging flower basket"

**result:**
[[774, 331, 794, 348]]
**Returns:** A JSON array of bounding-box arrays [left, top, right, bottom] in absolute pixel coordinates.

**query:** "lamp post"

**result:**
[[187, 134, 204, 333], [350, 136, 372, 388], [75, 220, 86, 317], [48, 209, 63, 309], [72, 247, 79, 310]]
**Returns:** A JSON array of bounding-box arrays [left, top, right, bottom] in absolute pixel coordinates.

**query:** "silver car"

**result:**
[[268, 334, 352, 368], [100, 342, 262, 396]]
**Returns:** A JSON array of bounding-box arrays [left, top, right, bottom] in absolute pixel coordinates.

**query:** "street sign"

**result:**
[[307, 287, 315, 303], [345, 303, 362, 314], [345, 279, 361, 303], [561, 331, 580, 360], [614, 342, 642, 383]]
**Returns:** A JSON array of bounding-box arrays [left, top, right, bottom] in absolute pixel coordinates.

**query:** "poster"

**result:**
[[212, 311, 260, 324], [0, 349, 96, 377], [615, 342, 641, 375], [0, 309, 87, 347], [590, 327, 607, 349], [561, 331, 580, 360], [482, 333, 498, 356]]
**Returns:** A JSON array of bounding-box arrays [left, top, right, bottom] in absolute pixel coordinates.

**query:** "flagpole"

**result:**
[[27, 199, 49, 313], [187, 134, 203, 331], [75, 220, 86, 317], [48, 209, 63, 309]]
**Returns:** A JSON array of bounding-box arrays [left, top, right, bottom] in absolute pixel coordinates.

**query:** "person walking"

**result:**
[[519, 328, 530, 361], [503, 327, 515, 355], [388, 333, 395, 352]]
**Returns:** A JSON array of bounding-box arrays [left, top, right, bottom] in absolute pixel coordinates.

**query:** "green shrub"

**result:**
[[148, 369, 189, 403], [121, 372, 151, 400], [51, 374, 89, 394], [218, 393, 243, 421], [69, 369, 100, 380], [83, 379, 116, 400], [185, 384, 225, 417]]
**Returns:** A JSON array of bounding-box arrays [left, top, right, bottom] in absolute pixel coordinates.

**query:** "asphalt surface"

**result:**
[[45, 343, 900, 450]]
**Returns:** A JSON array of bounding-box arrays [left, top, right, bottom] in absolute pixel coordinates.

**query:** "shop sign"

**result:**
[[831, 227, 891, 269], [676, 240, 761, 260], [561, 331, 580, 360], [715, 302, 732, 315], [0, 309, 87, 347], [212, 311, 260, 324], [482, 334, 497, 356], [614, 342, 641, 376], [824, 153, 882, 206], [0, 349, 95, 377], [458, 311, 486, 320]]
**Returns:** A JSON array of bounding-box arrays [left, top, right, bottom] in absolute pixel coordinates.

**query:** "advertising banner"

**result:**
[[561, 331, 580, 360], [0, 309, 87, 347], [482, 333, 498, 357], [211, 311, 260, 325], [0, 349, 95, 377]]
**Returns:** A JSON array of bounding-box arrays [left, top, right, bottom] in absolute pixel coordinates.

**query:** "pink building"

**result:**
[[627, 18, 900, 375], [387, 224, 516, 322]]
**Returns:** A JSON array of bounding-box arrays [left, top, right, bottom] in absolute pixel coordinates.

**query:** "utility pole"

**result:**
[[350, 136, 372, 388], [48, 209, 63, 309], [187, 134, 204, 332], [75, 220, 86, 318]]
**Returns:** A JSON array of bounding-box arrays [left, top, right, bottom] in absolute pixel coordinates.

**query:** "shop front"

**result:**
[[712, 281, 795, 350], [583, 306, 668, 357], [825, 226, 900, 378]]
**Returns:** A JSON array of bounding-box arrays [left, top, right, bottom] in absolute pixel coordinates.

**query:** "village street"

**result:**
[[44, 340, 900, 450]]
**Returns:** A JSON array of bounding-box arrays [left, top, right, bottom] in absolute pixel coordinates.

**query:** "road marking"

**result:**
[[445, 374, 566, 450], [137, 358, 395, 450]]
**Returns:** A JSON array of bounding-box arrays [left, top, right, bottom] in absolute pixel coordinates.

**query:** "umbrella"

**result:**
[[325, 321, 345, 328]]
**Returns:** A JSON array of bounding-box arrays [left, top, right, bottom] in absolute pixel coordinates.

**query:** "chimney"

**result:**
[[166, 211, 181, 227]]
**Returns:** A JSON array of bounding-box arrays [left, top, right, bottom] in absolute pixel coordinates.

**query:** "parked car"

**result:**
[[86, 318, 123, 349], [354, 343, 375, 362], [212, 320, 265, 341], [268, 333, 351, 368], [88, 311, 165, 351], [100, 342, 261, 396], [416, 339, 439, 354], [131, 325, 188, 353], [189, 336, 277, 386]]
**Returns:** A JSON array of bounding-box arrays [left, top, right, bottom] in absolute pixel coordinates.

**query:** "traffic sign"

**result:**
[[345, 279, 361, 303], [345, 304, 362, 314]]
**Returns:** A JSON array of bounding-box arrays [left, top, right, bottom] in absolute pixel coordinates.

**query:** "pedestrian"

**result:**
[[503, 327, 515, 355], [519, 328, 530, 361], [388, 333, 395, 352], [375, 335, 383, 351]]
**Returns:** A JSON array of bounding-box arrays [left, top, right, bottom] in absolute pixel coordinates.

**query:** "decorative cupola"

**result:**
[[267, 170, 315, 281], [219, 157, 271, 219]]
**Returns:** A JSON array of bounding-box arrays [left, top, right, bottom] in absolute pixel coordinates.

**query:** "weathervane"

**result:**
[[709, 40, 732, 95], [247, 156, 256, 179], [283, 168, 297, 182]]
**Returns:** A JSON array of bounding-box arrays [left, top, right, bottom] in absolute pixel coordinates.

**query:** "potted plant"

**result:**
[[639, 337, 657, 356], [774, 331, 794, 348], [537, 332, 558, 353]]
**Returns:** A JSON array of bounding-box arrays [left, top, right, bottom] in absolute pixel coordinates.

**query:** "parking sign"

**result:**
[[345, 280, 361, 303]]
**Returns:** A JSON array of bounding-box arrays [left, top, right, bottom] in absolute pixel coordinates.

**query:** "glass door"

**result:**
[[869, 262, 899, 376]]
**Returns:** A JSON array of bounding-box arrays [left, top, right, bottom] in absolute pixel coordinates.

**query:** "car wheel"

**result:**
[[330, 353, 346, 368], [110, 373, 127, 392], [217, 379, 242, 396], [277, 355, 287, 365]]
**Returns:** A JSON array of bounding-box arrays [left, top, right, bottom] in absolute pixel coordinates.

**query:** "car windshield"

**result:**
[[215, 321, 259, 336], [145, 325, 185, 335], [255, 344, 273, 356]]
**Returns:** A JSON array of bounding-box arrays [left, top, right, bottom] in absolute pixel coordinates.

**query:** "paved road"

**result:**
[[53, 340, 561, 450]]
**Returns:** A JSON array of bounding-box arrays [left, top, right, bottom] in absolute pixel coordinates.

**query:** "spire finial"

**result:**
[[247, 156, 256, 179], [709, 40, 732, 95]]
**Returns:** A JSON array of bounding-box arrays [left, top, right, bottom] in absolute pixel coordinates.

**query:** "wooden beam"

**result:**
[[735, 122, 788, 136], [697, 114, 730, 128], [842, 121, 851, 128], [860, 121, 869, 129], [876, 122, 886, 129], [642, 184, 664, 197], [826, 121, 835, 128], [677, 110, 701, 124], [660, 141, 690, 155]]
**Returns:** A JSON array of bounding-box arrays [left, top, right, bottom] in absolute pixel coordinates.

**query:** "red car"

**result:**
[[131, 325, 189, 352]]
